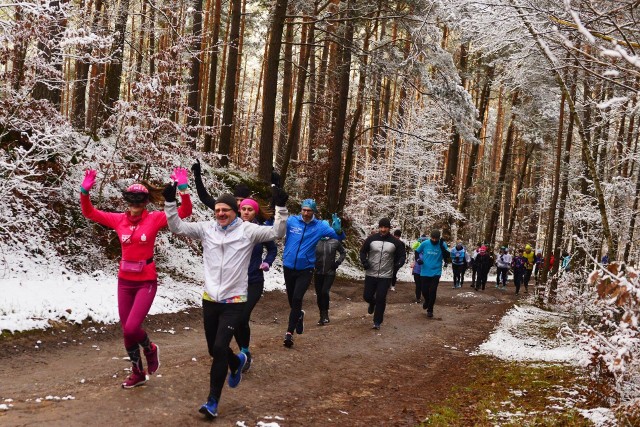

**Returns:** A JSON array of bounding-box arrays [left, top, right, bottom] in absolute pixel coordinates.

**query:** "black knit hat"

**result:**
[[216, 193, 239, 214], [233, 184, 251, 199], [430, 229, 441, 239], [378, 217, 391, 228]]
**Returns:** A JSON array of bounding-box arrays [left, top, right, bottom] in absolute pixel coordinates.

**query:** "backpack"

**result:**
[[439, 239, 452, 263]]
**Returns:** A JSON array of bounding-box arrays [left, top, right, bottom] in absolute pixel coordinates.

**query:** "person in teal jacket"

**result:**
[[415, 229, 450, 318], [282, 199, 345, 348]]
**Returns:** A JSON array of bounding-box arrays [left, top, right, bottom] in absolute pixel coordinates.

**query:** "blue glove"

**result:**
[[331, 213, 342, 234]]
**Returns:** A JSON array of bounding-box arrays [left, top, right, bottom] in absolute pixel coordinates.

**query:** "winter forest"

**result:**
[[2, 0, 640, 422]]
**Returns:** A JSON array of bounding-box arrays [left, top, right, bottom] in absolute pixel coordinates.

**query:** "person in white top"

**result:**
[[495, 246, 513, 289], [164, 183, 289, 419]]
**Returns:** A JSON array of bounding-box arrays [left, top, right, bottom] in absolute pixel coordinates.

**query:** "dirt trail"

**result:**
[[0, 278, 516, 426]]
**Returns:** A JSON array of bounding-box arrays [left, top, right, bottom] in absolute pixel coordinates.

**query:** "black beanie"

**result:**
[[216, 193, 239, 214], [378, 217, 391, 228], [233, 184, 251, 198], [430, 229, 441, 239]]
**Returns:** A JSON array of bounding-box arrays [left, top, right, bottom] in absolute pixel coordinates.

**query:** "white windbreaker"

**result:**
[[165, 202, 288, 302]]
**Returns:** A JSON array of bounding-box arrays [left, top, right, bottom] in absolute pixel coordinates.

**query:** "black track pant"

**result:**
[[234, 281, 264, 350], [203, 300, 245, 401], [452, 264, 466, 287], [420, 275, 441, 313], [314, 272, 336, 312], [283, 267, 314, 333], [363, 275, 391, 325], [413, 273, 421, 300]]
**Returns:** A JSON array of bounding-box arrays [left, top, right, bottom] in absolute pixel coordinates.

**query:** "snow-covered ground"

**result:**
[[0, 247, 617, 425]]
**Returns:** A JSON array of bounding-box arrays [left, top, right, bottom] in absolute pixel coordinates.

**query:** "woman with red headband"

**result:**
[[79, 168, 192, 388]]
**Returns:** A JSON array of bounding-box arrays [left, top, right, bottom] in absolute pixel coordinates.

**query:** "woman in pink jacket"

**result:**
[[80, 168, 192, 388]]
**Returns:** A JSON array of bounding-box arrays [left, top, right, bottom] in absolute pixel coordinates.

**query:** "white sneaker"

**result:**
[[390, 286, 396, 292]]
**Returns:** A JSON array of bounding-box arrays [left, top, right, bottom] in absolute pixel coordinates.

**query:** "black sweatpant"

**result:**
[[413, 273, 421, 300], [476, 269, 489, 290], [314, 272, 336, 312], [363, 275, 391, 325], [420, 275, 441, 313], [234, 281, 264, 350], [496, 268, 509, 287], [283, 267, 314, 333], [452, 264, 466, 287], [523, 269, 533, 288], [513, 269, 525, 294], [202, 299, 245, 401], [471, 265, 478, 287]]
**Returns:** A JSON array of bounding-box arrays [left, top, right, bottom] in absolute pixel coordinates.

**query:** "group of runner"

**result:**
[[80, 164, 574, 419]]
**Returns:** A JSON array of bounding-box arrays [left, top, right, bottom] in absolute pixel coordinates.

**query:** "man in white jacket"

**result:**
[[163, 184, 289, 419]]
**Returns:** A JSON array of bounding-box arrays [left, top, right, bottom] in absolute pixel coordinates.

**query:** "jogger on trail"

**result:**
[[415, 230, 450, 318], [164, 183, 289, 419], [512, 250, 527, 295], [390, 229, 405, 291], [450, 242, 470, 289], [314, 223, 346, 325], [233, 198, 277, 373], [495, 247, 512, 289], [411, 235, 427, 303], [80, 168, 192, 389], [470, 242, 481, 288], [360, 218, 406, 329], [281, 200, 345, 347], [473, 245, 493, 291], [522, 244, 535, 293]]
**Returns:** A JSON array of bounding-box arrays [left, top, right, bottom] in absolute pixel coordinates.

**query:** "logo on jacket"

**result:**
[[140, 234, 147, 242]]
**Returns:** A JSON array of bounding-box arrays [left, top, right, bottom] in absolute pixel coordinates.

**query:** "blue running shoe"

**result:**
[[227, 352, 247, 388], [296, 310, 305, 334], [199, 397, 218, 418], [242, 351, 252, 373], [283, 332, 294, 348]]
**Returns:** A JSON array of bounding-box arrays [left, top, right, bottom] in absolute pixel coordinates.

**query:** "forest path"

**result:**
[[0, 277, 517, 426]]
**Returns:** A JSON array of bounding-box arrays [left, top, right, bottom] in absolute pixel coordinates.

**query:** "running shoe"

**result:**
[[227, 352, 247, 388], [242, 351, 252, 373], [122, 366, 147, 389], [427, 311, 434, 318], [144, 343, 160, 375], [199, 397, 218, 418], [372, 323, 381, 330], [283, 332, 294, 348], [368, 302, 375, 314]]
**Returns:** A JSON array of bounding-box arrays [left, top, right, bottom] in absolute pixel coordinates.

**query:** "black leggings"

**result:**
[[283, 267, 314, 333], [314, 272, 336, 312], [452, 264, 466, 287], [234, 281, 264, 350], [202, 300, 245, 401], [413, 273, 421, 300], [420, 275, 441, 312], [363, 276, 391, 325]]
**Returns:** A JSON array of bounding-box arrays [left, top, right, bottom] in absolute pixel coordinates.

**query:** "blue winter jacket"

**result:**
[[283, 215, 345, 270], [416, 239, 450, 277]]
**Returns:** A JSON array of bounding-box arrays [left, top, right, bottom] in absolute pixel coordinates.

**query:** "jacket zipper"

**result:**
[[377, 241, 385, 276], [293, 221, 307, 270], [218, 228, 226, 302]]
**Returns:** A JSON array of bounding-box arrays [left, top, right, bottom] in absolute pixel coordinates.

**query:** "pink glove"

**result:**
[[170, 167, 189, 190], [259, 262, 270, 272], [81, 169, 97, 194]]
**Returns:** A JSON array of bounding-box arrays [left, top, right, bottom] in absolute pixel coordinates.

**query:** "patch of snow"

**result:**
[[577, 407, 617, 427]]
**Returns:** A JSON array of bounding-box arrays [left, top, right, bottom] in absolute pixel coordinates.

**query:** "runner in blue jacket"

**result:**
[[415, 229, 450, 318], [282, 199, 345, 347]]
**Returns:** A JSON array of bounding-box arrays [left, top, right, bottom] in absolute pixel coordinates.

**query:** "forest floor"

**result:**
[[0, 278, 602, 426]]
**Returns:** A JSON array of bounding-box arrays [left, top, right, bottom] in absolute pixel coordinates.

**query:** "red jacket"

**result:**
[[81, 193, 192, 281]]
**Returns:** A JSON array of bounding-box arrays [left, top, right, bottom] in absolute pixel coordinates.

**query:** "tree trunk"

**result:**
[[280, 16, 313, 181], [102, 0, 130, 124], [326, 4, 354, 213], [484, 91, 518, 244], [258, 0, 289, 181], [217, 0, 242, 167], [275, 13, 295, 169], [33, 0, 66, 108], [187, 0, 204, 147], [504, 144, 536, 243], [203, 0, 223, 152], [445, 41, 469, 193], [459, 65, 494, 219]]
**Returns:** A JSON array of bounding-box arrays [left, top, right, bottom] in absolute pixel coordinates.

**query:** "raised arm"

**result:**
[[163, 183, 206, 240], [79, 169, 120, 228], [191, 160, 216, 210]]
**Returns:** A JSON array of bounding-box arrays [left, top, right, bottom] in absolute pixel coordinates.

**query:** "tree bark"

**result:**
[[258, 0, 289, 181], [102, 0, 130, 124], [203, 0, 223, 152], [187, 0, 204, 147], [217, 0, 242, 166]]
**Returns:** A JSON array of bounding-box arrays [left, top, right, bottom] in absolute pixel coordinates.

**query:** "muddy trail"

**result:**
[[0, 278, 517, 426]]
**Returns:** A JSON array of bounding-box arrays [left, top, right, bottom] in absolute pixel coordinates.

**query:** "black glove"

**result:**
[[333, 261, 341, 270], [416, 258, 424, 265], [362, 260, 371, 270], [191, 159, 202, 178], [271, 169, 281, 187], [271, 186, 289, 206], [443, 262, 449, 268], [163, 182, 177, 203]]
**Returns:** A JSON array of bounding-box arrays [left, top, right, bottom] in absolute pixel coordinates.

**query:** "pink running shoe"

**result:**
[[144, 343, 160, 375], [122, 365, 147, 389]]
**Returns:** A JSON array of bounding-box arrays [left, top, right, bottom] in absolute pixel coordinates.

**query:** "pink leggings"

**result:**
[[118, 278, 157, 348]]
